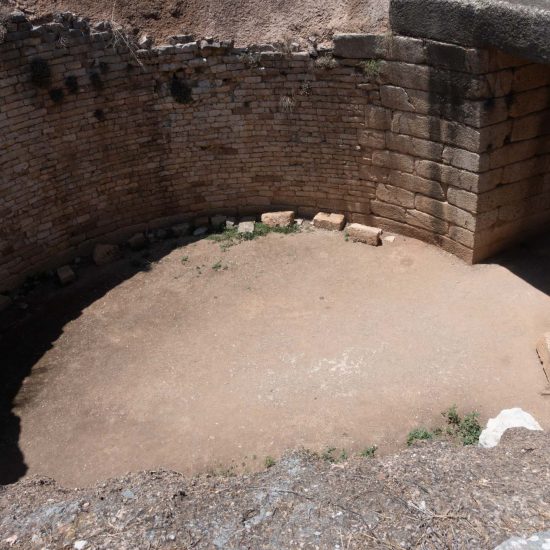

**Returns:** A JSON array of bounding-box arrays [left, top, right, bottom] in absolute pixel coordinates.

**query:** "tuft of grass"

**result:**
[[314, 55, 338, 70], [407, 406, 482, 447], [181, 256, 189, 263], [359, 59, 381, 78], [279, 95, 296, 113], [239, 52, 261, 68], [407, 428, 433, 446], [321, 447, 337, 462], [264, 456, 276, 468], [212, 260, 224, 271], [360, 445, 378, 458]]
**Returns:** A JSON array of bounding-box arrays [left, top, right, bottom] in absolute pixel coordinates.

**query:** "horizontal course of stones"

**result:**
[[1, 11, 550, 290]]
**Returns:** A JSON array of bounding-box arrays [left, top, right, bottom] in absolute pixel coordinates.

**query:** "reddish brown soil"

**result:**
[[9, 0, 389, 44], [2, 229, 549, 488]]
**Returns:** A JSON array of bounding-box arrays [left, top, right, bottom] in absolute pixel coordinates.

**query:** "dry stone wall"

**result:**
[[1, 12, 549, 290]]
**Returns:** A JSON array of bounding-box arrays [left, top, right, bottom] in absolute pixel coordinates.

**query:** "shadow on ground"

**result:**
[[484, 232, 550, 297], [0, 238, 191, 484]]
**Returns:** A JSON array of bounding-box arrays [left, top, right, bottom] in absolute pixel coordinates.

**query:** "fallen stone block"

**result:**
[[261, 211, 295, 227], [478, 408, 543, 448], [193, 227, 208, 236], [0, 294, 12, 312], [57, 265, 76, 285], [93, 243, 121, 266], [313, 212, 346, 231], [128, 233, 147, 250], [238, 221, 255, 234], [346, 223, 382, 246], [226, 217, 237, 228], [211, 215, 227, 230], [172, 223, 190, 237]]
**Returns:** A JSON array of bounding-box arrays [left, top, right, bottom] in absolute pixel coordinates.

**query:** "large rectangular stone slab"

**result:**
[[313, 212, 345, 231], [346, 223, 382, 245]]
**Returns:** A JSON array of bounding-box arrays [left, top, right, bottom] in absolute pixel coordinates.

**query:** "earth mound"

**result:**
[[1, 429, 548, 548], [5, 0, 389, 44]]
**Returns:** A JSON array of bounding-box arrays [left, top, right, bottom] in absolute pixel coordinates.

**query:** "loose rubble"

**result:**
[[0, 430, 548, 549]]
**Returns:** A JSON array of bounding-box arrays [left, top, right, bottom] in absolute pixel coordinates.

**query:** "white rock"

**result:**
[[74, 541, 88, 550], [384, 235, 396, 243], [479, 408, 543, 448], [238, 221, 255, 234]]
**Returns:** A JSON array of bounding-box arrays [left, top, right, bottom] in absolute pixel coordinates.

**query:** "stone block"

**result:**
[[376, 183, 415, 208], [313, 212, 346, 231], [237, 221, 255, 234], [346, 223, 382, 245], [261, 211, 295, 227], [193, 227, 209, 236], [57, 265, 76, 285], [93, 244, 121, 266], [128, 233, 147, 250], [172, 223, 191, 237], [333, 34, 385, 59], [0, 294, 12, 312]]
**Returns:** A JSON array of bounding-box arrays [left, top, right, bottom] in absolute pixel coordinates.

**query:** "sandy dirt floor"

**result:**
[[2, 228, 550, 487], [5, 0, 389, 44]]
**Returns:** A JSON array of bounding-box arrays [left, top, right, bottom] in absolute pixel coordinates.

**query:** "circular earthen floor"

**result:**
[[6, 228, 550, 486]]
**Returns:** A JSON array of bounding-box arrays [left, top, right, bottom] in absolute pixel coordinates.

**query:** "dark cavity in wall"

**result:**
[[170, 75, 193, 104], [30, 58, 51, 88], [89, 71, 103, 91], [48, 88, 64, 103], [65, 75, 79, 94]]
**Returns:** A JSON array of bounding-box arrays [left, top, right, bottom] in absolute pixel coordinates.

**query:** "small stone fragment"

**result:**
[[73, 541, 88, 550], [93, 243, 121, 266], [128, 233, 147, 250], [261, 211, 295, 228], [238, 221, 255, 234], [211, 215, 227, 230], [225, 217, 237, 228], [138, 34, 152, 48], [193, 227, 208, 236], [384, 235, 396, 243], [313, 212, 345, 231], [172, 223, 190, 237], [0, 294, 12, 312], [346, 223, 382, 246], [57, 265, 76, 285]]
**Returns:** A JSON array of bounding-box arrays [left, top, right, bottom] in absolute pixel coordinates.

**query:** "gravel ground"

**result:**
[[1, 429, 549, 549]]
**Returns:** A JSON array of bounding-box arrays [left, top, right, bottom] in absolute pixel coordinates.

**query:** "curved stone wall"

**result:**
[[1, 12, 550, 290]]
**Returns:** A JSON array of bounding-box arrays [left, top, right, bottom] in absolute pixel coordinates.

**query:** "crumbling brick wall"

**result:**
[[0, 12, 548, 290]]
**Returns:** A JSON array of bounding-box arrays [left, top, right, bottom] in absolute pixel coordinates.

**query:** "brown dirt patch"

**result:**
[[9, 0, 389, 44], [1, 229, 549, 488]]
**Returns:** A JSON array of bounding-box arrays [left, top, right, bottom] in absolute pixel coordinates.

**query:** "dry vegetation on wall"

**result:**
[[3, 0, 389, 44]]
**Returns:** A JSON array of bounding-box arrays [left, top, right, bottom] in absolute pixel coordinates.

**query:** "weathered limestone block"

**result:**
[[238, 221, 255, 234], [128, 233, 147, 250], [0, 294, 12, 312], [333, 34, 385, 59], [172, 223, 191, 237], [93, 243, 121, 266], [261, 211, 295, 227], [313, 212, 346, 231], [346, 223, 382, 245], [57, 265, 76, 285]]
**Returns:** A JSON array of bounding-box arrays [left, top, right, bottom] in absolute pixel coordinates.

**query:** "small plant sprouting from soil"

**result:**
[[212, 260, 228, 271], [314, 55, 338, 70], [407, 405, 482, 447], [359, 59, 381, 78], [239, 52, 261, 68], [360, 445, 378, 458], [279, 95, 296, 113], [65, 75, 79, 94], [30, 58, 51, 88], [49, 88, 64, 103], [407, 428, 433, 446], [181, 256, 189, 263], [170, 75, 193, 104], [208, 222, 300, 250], [264, 456, 276, 469], [320, 447, 348, 463]]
